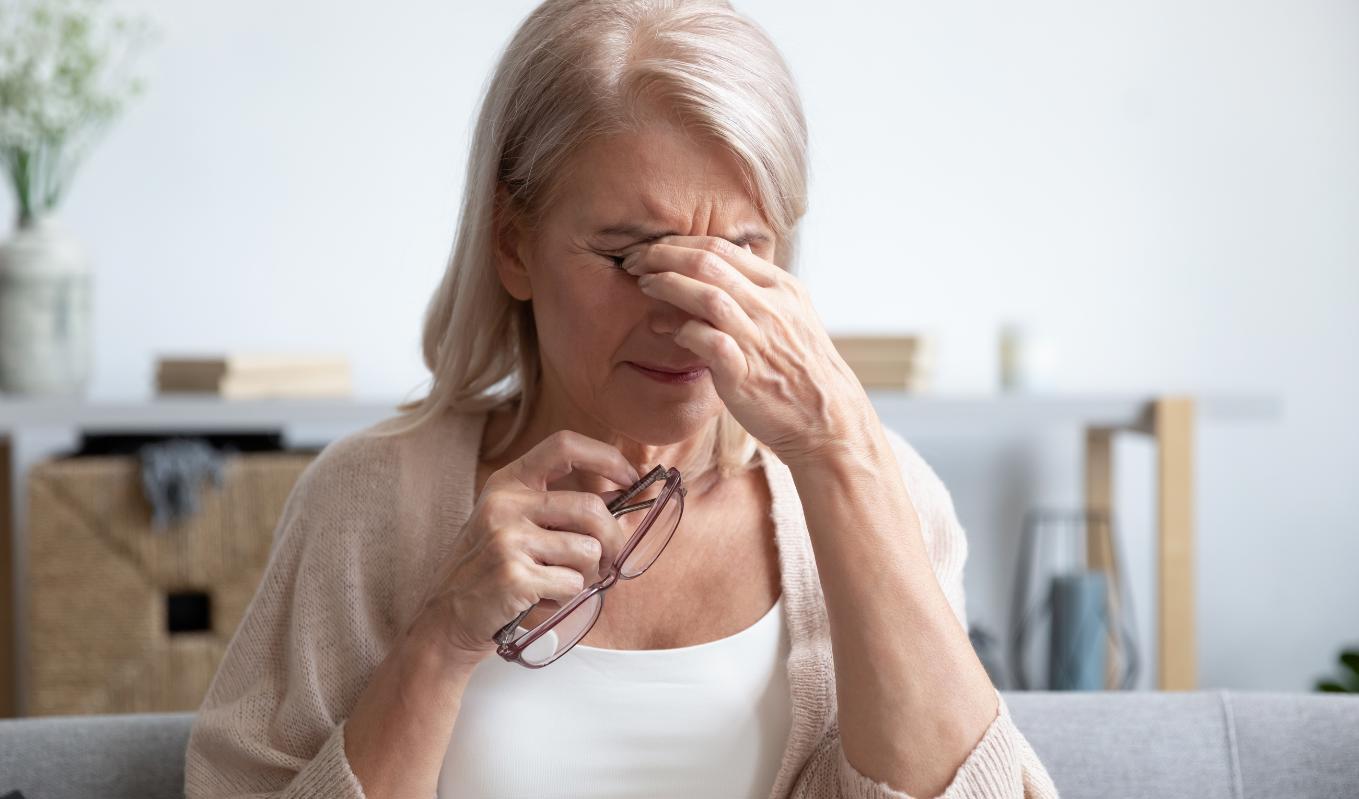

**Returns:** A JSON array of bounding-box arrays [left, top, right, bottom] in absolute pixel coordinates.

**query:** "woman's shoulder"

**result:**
[[289, 406, 486, 524], [268, 408, 486, 615], [308, 406, 482, 477]]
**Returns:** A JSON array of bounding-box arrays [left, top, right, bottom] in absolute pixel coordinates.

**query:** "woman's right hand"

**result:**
[[408, 429, 640, 669]]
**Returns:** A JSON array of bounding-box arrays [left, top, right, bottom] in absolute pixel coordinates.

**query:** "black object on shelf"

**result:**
[[69, 431, 286, 457]]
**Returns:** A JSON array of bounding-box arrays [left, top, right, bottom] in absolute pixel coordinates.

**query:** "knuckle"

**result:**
[[495, 559, 523, 586], [540, 426, 573, 459], [485, 498, 520, 531], [577, 491, 608, 521], [580, 535, 601, 558], [703, 288, 729, 318], [591, 492, 613, 518], [481, 489, 510, 516], [703, 237, 735, 259], [489, 531, 518, 561], [697, 251, 726, 280]]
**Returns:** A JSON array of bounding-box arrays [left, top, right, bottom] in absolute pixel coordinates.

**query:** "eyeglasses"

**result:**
[[493, 464, 687, 668]]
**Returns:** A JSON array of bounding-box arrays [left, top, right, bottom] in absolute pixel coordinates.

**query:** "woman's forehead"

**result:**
[[556, 126, 770, 237]]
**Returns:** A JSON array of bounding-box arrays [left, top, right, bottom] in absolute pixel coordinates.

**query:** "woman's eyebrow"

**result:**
[[592, 223, 771, 246]]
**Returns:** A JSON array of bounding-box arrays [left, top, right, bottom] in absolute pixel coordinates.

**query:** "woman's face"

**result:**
[[495, 123, 777, 448]]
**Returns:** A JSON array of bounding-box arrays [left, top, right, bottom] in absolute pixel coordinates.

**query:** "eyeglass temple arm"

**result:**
[[494, 607, 532, 646], [607, 464, 668, 512]]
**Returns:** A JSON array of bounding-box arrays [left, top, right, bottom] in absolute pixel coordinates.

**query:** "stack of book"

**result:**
[[155, 354, 352, 399], [830, 335, 934, 393]]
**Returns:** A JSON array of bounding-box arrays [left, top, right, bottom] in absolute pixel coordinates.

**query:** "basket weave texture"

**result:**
[[25, 451, 315, 716]]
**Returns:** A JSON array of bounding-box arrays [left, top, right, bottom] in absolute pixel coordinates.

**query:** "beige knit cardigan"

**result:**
[[184, 408, 1058, 798]]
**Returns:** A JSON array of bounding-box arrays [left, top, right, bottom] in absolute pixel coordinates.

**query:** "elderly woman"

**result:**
[[186, 1, 1056, 797]]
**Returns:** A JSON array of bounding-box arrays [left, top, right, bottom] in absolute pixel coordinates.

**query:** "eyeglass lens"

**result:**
[[509, 474, 684, 666]]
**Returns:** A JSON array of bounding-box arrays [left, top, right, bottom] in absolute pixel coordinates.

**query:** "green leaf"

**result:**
[[1339, 650, 1359, 677], [0, 0, 158, 212]]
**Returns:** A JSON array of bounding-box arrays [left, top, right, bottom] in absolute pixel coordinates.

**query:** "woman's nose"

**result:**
[[643, 291, 698, 337]]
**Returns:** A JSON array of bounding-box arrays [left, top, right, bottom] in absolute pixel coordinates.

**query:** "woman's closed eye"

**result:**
[[595, 251, 632, 271], [596, 239, 756, 271]]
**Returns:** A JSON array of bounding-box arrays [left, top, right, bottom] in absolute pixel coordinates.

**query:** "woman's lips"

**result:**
[[626, 361, 709, 384]]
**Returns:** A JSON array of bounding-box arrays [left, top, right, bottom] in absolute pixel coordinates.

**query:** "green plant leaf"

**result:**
[[1316, 679, 1350, 693], [1339, 649, 1359, 677], [0, 0, 158, 219]]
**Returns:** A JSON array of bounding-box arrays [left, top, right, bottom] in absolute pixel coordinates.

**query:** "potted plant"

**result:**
[[0, 0, 154, 395], [1315, 648, 1359, 693]]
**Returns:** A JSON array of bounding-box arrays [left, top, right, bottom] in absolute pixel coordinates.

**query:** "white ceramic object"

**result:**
[[0, 215, 92, 395], [999, 322, 1059, 393]]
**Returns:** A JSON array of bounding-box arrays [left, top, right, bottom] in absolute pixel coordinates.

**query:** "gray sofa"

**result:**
[[1, 690, 1356, 798]]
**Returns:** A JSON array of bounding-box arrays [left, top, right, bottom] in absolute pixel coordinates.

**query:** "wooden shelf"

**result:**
[[864, 390, 1280, 431], [0, 396, 404, 431], [0, 390, 1280, 710], [0, 391, 1281, 431]]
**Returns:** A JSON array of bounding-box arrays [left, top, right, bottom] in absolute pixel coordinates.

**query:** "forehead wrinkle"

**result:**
[[595, 183, 768, 243], [565, 128, 772, 243]]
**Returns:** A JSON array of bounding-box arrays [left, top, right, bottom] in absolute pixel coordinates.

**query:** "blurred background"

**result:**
[[0, 0, 1354, 719]]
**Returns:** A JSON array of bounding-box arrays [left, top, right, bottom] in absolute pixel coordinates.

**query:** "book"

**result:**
[[830, 335, 934, 392], [155, 354, 352, 398], [157, 354, 349, 378]]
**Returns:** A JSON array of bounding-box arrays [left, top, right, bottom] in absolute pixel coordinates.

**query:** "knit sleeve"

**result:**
[[791, 428, 1059, 799], [183, 435, 399, 799], [792, 691, 1058, 799]]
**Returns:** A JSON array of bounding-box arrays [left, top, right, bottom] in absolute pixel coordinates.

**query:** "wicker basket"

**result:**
[[24, 451, 315, 716]]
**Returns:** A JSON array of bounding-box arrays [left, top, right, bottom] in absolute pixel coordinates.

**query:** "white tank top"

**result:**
[[437, 595, 792, 798]]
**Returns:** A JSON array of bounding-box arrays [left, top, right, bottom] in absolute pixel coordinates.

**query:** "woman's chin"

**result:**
[[609, 395, 723, 444]]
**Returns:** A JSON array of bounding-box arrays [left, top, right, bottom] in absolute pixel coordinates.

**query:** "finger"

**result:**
[[637, 270, 762, 344], [526, 489, 629, 565], [532, 564, 591, 605], [623, 241, 763, 305], [673, 319, 750, 391], [510, 429, 640, 492], [523, 528, 604, 585], [628, 236, 781, 289]]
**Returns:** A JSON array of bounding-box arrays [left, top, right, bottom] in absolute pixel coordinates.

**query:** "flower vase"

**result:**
[[0, 215, 92, 396]]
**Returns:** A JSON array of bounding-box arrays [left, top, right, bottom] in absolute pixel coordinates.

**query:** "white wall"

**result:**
[[3, 0, 1354, 690]]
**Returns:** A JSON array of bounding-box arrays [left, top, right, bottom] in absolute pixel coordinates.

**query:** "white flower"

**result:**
[[0, 0, 157, 223]]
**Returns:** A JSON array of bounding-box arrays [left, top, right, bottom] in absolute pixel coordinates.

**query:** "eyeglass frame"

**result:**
[[492, 464, 688, 668]]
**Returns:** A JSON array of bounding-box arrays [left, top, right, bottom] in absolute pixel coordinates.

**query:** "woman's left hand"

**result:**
[[622, 235, 875, 466]]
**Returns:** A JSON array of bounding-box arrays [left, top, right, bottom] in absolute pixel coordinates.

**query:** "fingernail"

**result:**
[[621, 251, 642, 272], [637, 273, 655, 287]]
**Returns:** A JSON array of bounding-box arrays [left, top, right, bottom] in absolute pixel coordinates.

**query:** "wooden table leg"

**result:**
[[0, 435, 12, 717], [1084, 426, 1121, 688], [1156, 397, 1196, 690]]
